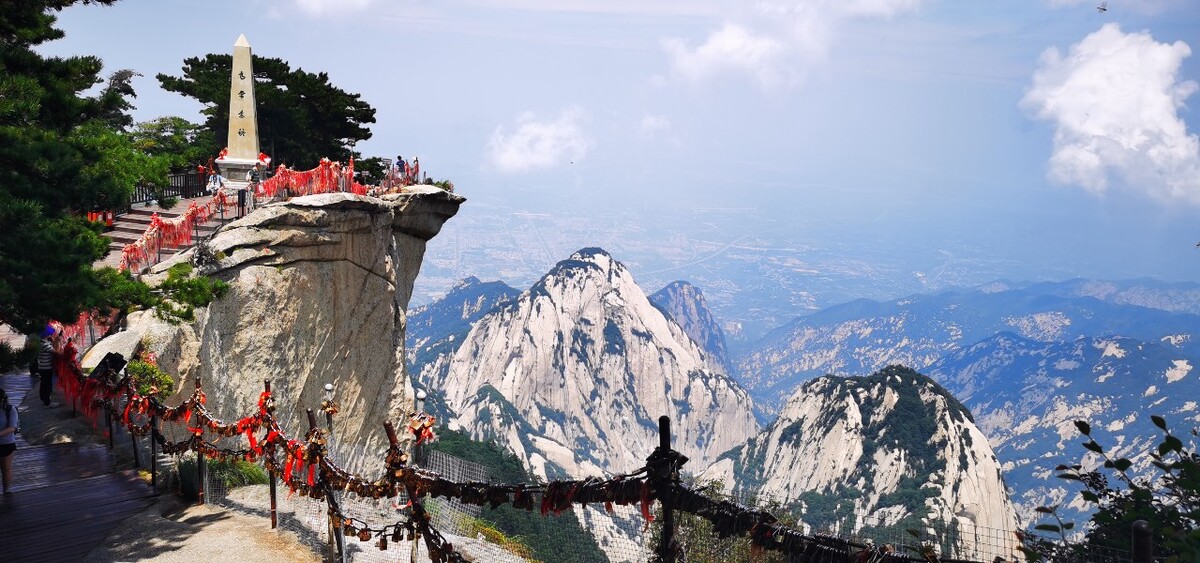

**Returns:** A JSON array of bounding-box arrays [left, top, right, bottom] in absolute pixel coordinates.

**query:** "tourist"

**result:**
[[0, 388, 17, 494], [246, 163, 263, 210], [36, 328, 59, 408], [411, 157, 420, 183], [207, 169, 226, 194]]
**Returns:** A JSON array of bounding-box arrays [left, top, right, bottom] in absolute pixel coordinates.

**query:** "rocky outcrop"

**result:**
[[85, 188, 463, 472], [650, 281, 731, 373], [434, 248, 759, 479], [700, 365, 1018, 553]]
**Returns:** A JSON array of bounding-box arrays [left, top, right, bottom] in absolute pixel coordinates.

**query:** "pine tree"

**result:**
[[0, 0, 155, 333]]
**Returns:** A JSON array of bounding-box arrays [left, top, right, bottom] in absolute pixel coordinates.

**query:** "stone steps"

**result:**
[[98, 196, 229, 269]]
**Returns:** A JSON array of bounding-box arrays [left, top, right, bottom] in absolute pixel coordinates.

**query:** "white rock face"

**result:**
[[699, 366, 1018, 555], [435, 248, 759, 479], [86, 189, 463, 473]]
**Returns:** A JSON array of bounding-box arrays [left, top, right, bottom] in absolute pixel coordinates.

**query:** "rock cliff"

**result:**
[[650, 281, 731, 374], [85, 188, 463, 472], [431, 248, 759, 479], [700, 365, 1018, 552]]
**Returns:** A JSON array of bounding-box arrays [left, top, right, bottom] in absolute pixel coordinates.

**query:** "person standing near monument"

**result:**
[[246, 162, 263, 211]]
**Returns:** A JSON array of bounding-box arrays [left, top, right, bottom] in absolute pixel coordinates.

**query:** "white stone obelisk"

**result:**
[[217, 34, 260, 188]]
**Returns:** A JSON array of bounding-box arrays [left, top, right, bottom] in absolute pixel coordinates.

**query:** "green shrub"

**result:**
[[92, 267, 156, 313], [125, 359, 175, 398], [154, 262, 229, 323], [1023, 417, 1200, 560], [157, 195, 179, 210], [177, 456, 269, 501]]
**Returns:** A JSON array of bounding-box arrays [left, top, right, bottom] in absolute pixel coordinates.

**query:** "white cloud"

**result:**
[[637, 114, 672, 139], [1021, 24, 1200, 203], [293, 0, 373, 17], [662, 24, 787, 89], [660, 0, 924, 89], [488, 107, 591, 173]]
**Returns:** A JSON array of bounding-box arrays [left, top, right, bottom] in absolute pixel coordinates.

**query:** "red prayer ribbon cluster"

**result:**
[[119, 159, 373, 272], [119, 196, 235, 272]]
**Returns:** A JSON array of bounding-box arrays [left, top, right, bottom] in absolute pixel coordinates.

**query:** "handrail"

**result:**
[[60, 360, 994, 562]]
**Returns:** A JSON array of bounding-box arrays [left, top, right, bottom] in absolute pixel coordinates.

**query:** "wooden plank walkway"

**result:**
[[0, 373, 157, 562]]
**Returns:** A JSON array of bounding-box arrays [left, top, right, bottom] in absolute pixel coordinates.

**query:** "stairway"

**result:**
[[98, 199, 227, 270]]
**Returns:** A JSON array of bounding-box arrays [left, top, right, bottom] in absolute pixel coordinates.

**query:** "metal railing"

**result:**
[[128, 171, 207, 208]]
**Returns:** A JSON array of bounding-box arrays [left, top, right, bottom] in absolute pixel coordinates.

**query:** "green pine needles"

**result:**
[[153, 263, 229, 323]]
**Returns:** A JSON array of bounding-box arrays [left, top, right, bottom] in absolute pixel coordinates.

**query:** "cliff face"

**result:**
[[700, 366, 1018, 547], [434, 248, 759, 479], [88, 188, 463, 472], [650, 281, 732, 374]]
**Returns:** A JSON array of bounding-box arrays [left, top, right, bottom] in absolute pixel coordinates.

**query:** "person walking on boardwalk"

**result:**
[[0, 388, 18, 493]]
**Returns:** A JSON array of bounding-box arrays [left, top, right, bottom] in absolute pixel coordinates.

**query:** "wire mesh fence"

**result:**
[[124, 419, 1134, 563], [105, 404, 1134, 563]]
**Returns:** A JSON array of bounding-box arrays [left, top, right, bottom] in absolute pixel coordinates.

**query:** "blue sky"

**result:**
[[40, 0, 1200, 299]]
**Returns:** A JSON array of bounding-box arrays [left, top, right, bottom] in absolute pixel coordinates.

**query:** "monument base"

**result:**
[[216, 157, 259, 185]]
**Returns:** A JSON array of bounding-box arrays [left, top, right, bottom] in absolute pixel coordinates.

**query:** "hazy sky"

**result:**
[[40, 0, 1200, 298]]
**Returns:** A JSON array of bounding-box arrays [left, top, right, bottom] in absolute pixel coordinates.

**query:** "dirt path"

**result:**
[[84, 494, 319, 563]]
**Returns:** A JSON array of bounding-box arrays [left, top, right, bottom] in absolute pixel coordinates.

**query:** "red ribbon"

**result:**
[[640, 482, 655, 523], [284, 454, 295, 483]]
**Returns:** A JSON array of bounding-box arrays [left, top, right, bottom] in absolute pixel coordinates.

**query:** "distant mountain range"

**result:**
[[926, 332, 1199, 526], [405, 248, 1200, 534], [737, 283, 1200, 412]]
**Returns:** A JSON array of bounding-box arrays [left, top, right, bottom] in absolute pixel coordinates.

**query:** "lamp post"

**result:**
[[323, 383, 335, 432], [322, 382, 346, 563], [410, 388, 430, 563], [414, 389, 427, 467]]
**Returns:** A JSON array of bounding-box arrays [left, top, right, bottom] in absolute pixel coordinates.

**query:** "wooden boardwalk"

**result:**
[[0, 374, 157, 562]]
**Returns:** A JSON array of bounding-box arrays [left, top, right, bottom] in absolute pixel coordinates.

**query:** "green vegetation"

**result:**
[[1023, 417, 1199, 561], [0, 340, 38, 374], [0, 1, 181, 334], [426, 178, 455, 192], [153, 263, 230, 323], [447, 513, 535, 559], [649, 481, 797, 562], [155, 195, 178, 210], [124, 359, 175, 398], [602, 320, 625, 355], [176, 456, 269, 501], [128, 115, 215, 173], [428, 429, 608, 563]]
